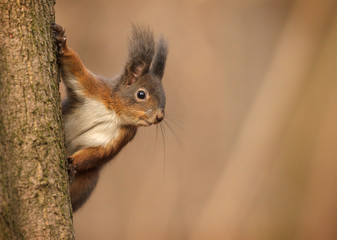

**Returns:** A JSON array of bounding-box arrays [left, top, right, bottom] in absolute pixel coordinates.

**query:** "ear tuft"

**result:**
[[151, 37, 168, 79], [123, 25, 155, 85]]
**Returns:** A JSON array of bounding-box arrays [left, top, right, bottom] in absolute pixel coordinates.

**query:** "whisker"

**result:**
[[165, 116, 187, 133], [159, 123, 166, 174], [165, 114, 182, 124], [155, 124, 159, 154], [163, 120, 188, 160], [165, 112, 190, 135], [165, 112, 182, 121]]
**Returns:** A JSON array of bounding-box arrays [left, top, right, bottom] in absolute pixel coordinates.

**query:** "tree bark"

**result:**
[[0, 0, 74, 239]]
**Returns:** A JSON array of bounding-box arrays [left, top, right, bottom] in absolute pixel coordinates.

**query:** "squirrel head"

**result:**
[[110, 25, 168, 127]]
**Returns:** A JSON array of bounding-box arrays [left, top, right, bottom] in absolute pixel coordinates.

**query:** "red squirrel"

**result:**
[[52, 23, 168, 212]]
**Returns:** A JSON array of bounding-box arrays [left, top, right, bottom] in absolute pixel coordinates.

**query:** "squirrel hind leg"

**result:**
[[70, 168, 100, 212]]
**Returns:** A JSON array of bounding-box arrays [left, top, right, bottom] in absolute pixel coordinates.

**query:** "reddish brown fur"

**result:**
[[70, 168, 100, 212], [52, 23, 167, 212], [69, 126, 137, 210], [71, 126, 137, 172], [60, 47, 113, 107]]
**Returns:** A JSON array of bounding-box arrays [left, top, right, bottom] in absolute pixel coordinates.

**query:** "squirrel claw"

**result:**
[[51, 23, 64, 32], [52, 23, 67, 55]]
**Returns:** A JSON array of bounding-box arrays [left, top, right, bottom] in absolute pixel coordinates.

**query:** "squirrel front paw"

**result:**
[[67, 157, 77, 183], [51, 23, 68, 55]]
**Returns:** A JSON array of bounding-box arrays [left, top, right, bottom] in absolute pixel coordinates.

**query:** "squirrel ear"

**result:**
[[123, 59, 149, 85], [130, 60, 147, 78]]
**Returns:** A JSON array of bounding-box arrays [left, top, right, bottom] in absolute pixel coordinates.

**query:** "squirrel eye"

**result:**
[[136, 90, 147, 100]]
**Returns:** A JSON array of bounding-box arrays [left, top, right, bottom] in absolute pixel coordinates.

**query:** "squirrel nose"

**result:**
[[156, 110, 164, 123]]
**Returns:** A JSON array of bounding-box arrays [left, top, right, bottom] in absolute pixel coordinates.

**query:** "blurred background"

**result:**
[[56, 0, 337, 239]]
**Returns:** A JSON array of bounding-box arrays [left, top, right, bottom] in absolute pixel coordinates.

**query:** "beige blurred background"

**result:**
[[56, 0, 337, 239]]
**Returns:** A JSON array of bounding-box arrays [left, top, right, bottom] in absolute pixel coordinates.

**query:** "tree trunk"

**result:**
[[0, 0, 74, 239]]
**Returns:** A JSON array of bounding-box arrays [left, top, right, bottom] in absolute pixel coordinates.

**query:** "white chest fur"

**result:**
[[64, 98, 121, 155]]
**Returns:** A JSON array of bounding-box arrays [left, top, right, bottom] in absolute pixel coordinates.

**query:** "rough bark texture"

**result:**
[[0, 0, 74, 239]]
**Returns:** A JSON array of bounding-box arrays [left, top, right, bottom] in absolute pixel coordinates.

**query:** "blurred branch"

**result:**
[[295, 12, 337, 240], [192, 0, 336, 239]]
